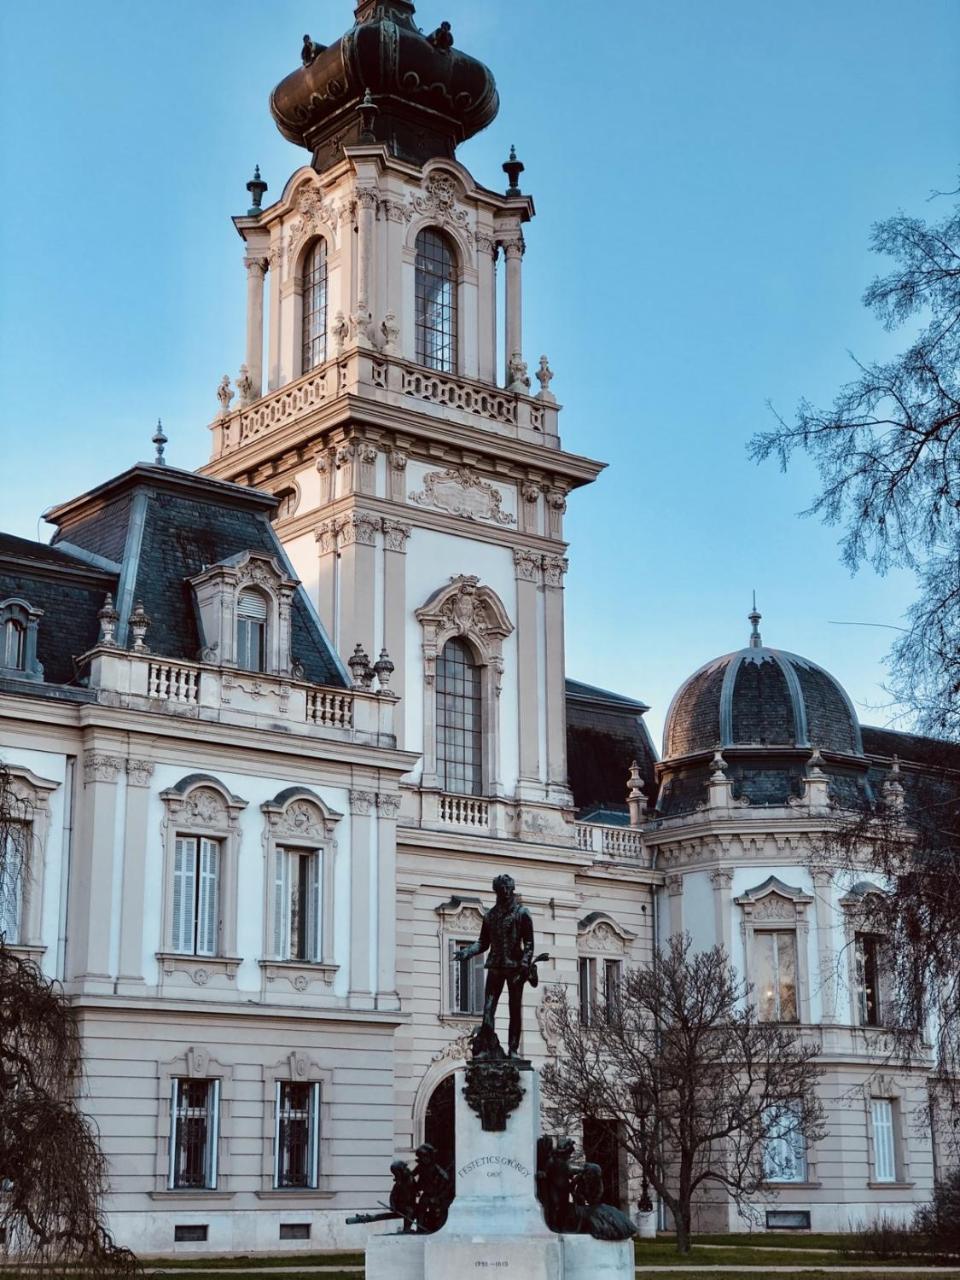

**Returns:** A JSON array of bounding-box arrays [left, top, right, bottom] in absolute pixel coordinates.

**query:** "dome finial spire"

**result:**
[[748, 591, 762, 647]]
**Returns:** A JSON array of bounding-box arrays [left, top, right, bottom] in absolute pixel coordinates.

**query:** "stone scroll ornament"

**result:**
[[409, 466, 516, 525]]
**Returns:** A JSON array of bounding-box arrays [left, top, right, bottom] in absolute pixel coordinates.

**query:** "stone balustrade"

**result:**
[[208, 348, 559, 460], [78, 647, 396, 746], [575, 821, 646, 861]]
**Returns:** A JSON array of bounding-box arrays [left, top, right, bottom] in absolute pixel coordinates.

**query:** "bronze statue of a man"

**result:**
[[454, 873, 535, 1058]]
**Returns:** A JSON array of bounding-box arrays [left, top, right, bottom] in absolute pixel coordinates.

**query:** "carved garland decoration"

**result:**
[[286, 182, 339, 269]]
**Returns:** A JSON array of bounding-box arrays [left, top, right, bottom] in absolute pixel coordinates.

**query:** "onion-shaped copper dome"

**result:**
[[270, 1, 500, 171], [662, 605, 863, 762]]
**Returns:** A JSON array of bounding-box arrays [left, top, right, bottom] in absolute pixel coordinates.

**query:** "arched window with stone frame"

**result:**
[[299, 237, 329, 375], [416, 575, 513, 800], [259, 788, 341, 995], [158, 775, 247, 987], [839, 880, 895, 1028], [577, 912, 635, 1027], [415, 227, 459, 373], [735, 876, 814, 1024], [0, 597, 44, 681], [0, 766, 59, 959]]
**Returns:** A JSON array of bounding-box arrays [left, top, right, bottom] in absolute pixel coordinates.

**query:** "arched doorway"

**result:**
[[423, 1074, 456, 1180]]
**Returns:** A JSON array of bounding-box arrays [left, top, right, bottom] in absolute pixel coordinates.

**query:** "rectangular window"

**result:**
[[871, 1098, 897, 1182], [856, 933, 888, 1026], [274, 1081, 320, 1189], [449, 938, 485, 1015], [763, 1102, 807, 1183], [603, 958, 623, 1022], [273, 848, 321, 962], [767, 1210, 811, 1230], [754, 930, 798, 1022], [579, 956, 596, 1026], [172, 836, 220, 956], [169, 1078, 219, 1190], [0, 821, 27, 944]]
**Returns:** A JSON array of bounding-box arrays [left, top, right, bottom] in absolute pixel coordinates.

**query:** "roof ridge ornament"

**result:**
[[748, 591, 762, 648], [152, 418, 168, 466]]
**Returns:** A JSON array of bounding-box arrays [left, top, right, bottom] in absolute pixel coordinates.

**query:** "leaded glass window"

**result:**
[[436, 637, 482, 795], [415, 228, 458, 372], [301, 239, 328, 373]]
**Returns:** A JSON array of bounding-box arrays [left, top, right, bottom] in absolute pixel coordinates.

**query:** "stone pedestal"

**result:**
[[366, 1063, 633, 1280]]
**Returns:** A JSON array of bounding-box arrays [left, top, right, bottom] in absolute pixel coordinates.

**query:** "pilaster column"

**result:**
[[375, 793, 401, 1004], [348, 789, 376, 1006], [267, 240, 282, 391], [514, 549, 543, 796], [244, 256, 268, 397], [542, 554, 570, 800], [314, 520, 337, 641], [352, 187, 377, 345], [67, 750, 123, 984], [382, 519, 410, 719], [502, 234, 524, 383], [116, 757, 155, 988], [336, 511, 379, 656], [665, 871, 684, 938], [710, 867, 734, 952], [477, 235, 497, 383], [811, 865, 838, 1023]]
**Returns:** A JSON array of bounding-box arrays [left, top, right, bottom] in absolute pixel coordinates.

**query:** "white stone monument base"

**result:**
[[365, 1065, 633, 1279]]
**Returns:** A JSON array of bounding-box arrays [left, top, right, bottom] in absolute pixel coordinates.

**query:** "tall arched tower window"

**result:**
[[237, 589, 268, 672], [301, 239, 328, 373], [415, 228, 458, 373], [436, 637, 481, 794], [3, 618, 25, 670]]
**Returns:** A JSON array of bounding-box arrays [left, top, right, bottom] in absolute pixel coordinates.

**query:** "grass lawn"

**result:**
[[637, 1274, 960, 1280], [683, 1233, 849, 1250], [142, 1255, 365, 1271]]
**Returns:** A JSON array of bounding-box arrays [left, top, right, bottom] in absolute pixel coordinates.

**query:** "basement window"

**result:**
[[174, 1224, 209, 1243], [279, 1223, 311, 1241], [766, 1209, 811, 1230]]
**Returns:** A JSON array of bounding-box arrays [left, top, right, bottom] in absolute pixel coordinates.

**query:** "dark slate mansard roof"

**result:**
[[565, 678, 658, 821], [0, 464, 346, 696]]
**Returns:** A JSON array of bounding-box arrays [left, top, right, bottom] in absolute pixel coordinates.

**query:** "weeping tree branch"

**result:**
[[0, 761, 138, 1279]]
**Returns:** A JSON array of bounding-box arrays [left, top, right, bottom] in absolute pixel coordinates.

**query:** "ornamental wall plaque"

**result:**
[[409, 466, 515, 526]]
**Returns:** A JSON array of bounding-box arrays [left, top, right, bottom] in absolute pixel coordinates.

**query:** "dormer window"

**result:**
[[415, 228, 458, 373], [3, 618, 25, 669], [237, 589, 268, 672], [189, 552, 299, 677], [0, 598, 43, 682]]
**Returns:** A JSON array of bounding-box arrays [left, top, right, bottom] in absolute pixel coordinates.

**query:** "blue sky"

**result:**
[[1, 1, 957, 748]]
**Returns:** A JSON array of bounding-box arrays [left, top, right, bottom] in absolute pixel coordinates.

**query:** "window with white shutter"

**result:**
[[273, 848, 322, 963], [871, 1098, 897, 1182], [237, 589, 268, 672], [448, 938, 485, 1015], [171, 836, 220, 956]]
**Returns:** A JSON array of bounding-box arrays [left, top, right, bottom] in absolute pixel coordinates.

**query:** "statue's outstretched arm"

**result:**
[[453, 914, 490, 961]]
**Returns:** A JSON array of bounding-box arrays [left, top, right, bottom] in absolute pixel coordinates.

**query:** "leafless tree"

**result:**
[[749, 181, 960, 739], [0, 762, 138, 1279], [816, 761, 960, 1139], [540, 935, 824, 1253]]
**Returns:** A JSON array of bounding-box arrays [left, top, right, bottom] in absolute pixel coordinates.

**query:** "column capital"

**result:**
[[710, 867, 734, 890], [376, 792, 402, 818], [314, 519, 337, 554], [349, 789, 376, 815], [125, 758, 155, 787], [382, 518, 411, 553], [513, 548, 542, 583], [83, 751, 123, 784], [501, 235, 525, 259], [665, 872, 684, 897], [541, 554, 568, 588], [244, 255, 268, 277], [336, 511, 379, 547]]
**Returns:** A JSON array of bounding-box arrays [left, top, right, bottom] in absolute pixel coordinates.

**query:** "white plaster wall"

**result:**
[[145, 764, 352, 997], [293, 462, 323, 515], [0, 744, 68, 978], [680, 870, 714, 953], [402, 526, 520, 790], [282, 531, 320, 610]]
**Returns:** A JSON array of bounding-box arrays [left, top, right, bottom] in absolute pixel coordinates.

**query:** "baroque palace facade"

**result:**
[[1, 0, 956, 1250]]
